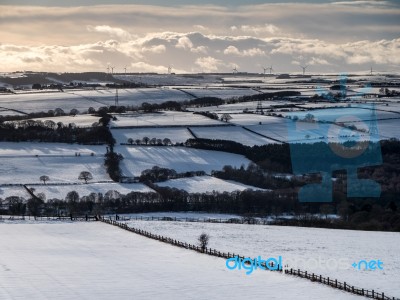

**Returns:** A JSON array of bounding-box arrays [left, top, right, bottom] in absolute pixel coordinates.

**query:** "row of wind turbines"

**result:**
[[233, 65, 309, 76], [106, 65, 128, 75], [106, 64, 375, 76]]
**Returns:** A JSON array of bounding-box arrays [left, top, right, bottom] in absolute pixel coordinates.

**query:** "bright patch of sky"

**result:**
[[1, 0, 399, 73]]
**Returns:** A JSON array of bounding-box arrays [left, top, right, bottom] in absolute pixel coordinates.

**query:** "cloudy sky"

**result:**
[[0, 0, 399, 73]]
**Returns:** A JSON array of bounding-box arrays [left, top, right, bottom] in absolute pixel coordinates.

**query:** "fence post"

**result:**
[[372, 290, 374, 297], [335, 279, 337, 288], [344, 282, 346, 291]]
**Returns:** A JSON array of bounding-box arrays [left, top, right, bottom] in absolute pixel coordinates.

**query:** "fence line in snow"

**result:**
[[100, 218, 399, 300]]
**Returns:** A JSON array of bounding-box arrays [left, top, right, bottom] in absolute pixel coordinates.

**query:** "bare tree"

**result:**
[[78, 171, 93, 184], [70, 108, 79, 116], [40, 175, 50, 184], [44, 120, 56, 129], [198, 233, 210, 252], [220, 113, 232, 122], [142, 137, 150, 145], [320, 204, 334, 219], [163, 138, 172, 146]]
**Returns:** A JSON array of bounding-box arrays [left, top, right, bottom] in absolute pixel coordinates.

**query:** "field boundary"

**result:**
[[100, 218, 399, 300]]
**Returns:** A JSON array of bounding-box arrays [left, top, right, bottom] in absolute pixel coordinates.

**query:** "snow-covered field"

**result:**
[[0, 222, 361, 300], [226, 113, 287, 126], [0, 143, 109, 185], [190, 126, 277, 145], [0, 156, 110, 184], [118, 146, 252, 177], [180, 87, 260, 99], [0, 142, 106, 156], [111, 111, 223, 127], [286, 107, 399, 122], [27, 182, 153, 200], [0, 88, 192, 114], [32, 114, 100, 127], [375, 119, 400, 139], [0, 186, 29, 200], [188, 100, 295, 113], [112, 127, 194, 145], [157, 176, 264, 193], [342, 118, 400, 140], [124, 220, 400, 298]]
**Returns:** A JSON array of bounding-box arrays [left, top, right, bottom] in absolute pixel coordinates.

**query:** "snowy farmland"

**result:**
[[117, 146, 252, 177], [0, 143, 109, 184], [190, 126, 277, 145], [111, 127, 194, 145], [0, 222, 361, 300], [0, 88, 193, 114], [285, 107, 400, 122], [125, 220, 400, 298], [0, 155, 110, 185], [0, 142, 105, 156], [26, 182, 153, 201], [110, 111, 223, 127], [157, 176, 264, 193], [32, 114, 100, 127], [0, 186, 30, 200], [179, 87, 260, 99]]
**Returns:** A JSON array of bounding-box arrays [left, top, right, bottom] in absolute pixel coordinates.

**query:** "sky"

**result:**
[[0, 0, 399, 74]]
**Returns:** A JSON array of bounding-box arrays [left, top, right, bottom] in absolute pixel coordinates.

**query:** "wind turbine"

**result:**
[[110, 66, 115, 74], [168, 65, 172, 75], [124, 66, 127, 75], [370, 66, 373, 76], [262, 66, 268, 77], [106, 65, 110, 74], [268, 65, 274, 75], [232, 66, 238, 75], [300, 65, 308, 76]]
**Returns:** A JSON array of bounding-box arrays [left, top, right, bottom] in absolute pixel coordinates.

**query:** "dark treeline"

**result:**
[[139, 166, 206, 183], [193, 111, 219, 120], [185, 138, 292, 173], [235, 91, 301, 103], [0, 122, 114, 144], [213, 164, 303, 190], [2, 187, 399, 231], [139, 97, 225, 112], [0, 189, 295, 216], [184, 97, 224, 107], [104, 150, 124, 182]]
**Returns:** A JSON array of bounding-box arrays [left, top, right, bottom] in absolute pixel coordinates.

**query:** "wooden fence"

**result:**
[[101, 218, 399, 300]]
